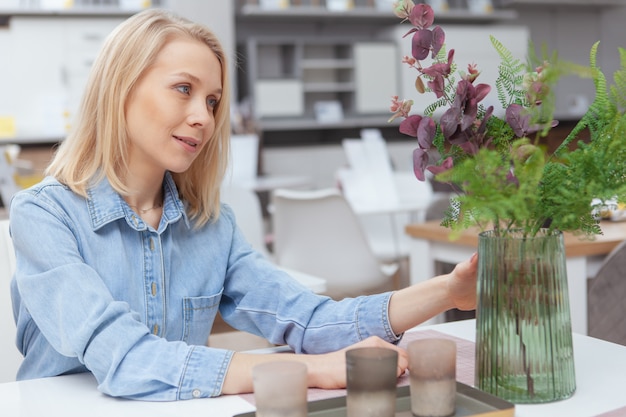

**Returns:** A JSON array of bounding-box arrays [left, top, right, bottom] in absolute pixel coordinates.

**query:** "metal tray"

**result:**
[[234, 382, 514, 417]]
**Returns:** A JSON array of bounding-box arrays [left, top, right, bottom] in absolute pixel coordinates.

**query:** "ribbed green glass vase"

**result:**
[[475, 229, 576, 403]]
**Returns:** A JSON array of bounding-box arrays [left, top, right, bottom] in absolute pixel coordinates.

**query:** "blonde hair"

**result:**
[[46, 9, 231, 227]]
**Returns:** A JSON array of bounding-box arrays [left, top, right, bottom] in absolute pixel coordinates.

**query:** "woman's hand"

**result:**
[[307, 336, 408, 390], [447, 252, 478, 311], [388, 253, 478, 334], [222, 336, 407, 394]]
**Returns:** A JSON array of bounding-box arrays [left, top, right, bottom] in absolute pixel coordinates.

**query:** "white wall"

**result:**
[[515, 5, 625, 120], [0, 16, 126, 138], [0, 0, 234, 140]]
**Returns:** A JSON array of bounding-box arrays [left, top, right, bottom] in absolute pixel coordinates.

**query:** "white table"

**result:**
[[236, 175, 312, 193], [2, 319, 626, 417], [280, 266, 327, 293], [405, 221, 626, 334], [354, 201, 430, 261]]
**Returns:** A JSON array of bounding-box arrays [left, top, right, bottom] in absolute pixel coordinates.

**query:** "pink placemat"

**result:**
[[594, 406, 626, 417], [238, 329, 475, 405]]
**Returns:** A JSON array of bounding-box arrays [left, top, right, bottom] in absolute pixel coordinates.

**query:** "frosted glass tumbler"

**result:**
[[346, 347, 398, 417], [252, 361, 308, 417], [408, 338, 457, 417]]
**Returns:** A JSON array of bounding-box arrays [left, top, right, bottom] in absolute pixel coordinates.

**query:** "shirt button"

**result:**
[[192, 389, 201, 398]]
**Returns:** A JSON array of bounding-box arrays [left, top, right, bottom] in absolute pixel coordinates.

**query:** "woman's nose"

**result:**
[[187, 99, 212, 127]]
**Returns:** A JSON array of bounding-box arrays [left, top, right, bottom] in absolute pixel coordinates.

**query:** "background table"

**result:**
[[405, 220, 626, 334]]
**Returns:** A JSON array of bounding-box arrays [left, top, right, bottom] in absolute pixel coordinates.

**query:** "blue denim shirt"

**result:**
[[9, 173, 399, 401]]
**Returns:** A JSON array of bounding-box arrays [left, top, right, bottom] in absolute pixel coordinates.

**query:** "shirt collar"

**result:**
[[86, 171, 190, 231]]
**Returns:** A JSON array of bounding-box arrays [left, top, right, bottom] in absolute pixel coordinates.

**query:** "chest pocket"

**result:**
[[182, 291, 222, 346]]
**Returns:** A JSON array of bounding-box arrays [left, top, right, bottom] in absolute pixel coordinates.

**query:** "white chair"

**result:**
[[0, 145, 22, 208], [271, 187, 399, 300], [337, 167, 433, 262], [222, 134, 260, 188], [338, 136, 434, 262], [221, 186, 327, 294], [0, 218, 22, 383], [341, 136, 399, 211]]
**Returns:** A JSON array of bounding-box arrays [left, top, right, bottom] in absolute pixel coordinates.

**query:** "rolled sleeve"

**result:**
[[355, 291, 403, 343], [178, 346, 234, 399]]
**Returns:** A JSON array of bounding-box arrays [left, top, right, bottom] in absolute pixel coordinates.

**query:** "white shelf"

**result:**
[[238, 5, 518, 23], [301, 59, 353, 69], [303, 82, 354, 92], [501, 0, 624, 6], [0, 136, 64, 145], [258, 115, 397, 131], [0, 8, 143, 17]]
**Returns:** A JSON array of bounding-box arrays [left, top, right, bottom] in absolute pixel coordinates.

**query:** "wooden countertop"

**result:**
[[405, 220, 626, 258]]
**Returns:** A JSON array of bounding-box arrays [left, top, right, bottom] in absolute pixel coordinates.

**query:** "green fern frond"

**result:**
[[555, 42, 615, 157], [609, 47, 626, 112], [491, 35, 527, 108], [423, 96, 449, 116]]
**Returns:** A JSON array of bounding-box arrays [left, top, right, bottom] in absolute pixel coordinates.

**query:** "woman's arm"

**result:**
[[388, 253, 478, 334], [221, 253, 477, 395]]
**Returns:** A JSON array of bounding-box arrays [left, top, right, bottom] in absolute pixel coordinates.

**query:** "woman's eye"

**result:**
[[207, 97, 219, 108], [176, 85, 191, 95]]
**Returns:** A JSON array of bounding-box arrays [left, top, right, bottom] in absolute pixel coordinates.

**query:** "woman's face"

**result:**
[[125, 36, 223, 177]]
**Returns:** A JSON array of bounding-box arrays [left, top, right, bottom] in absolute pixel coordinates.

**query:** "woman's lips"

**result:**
[[174, 135, 200, 152]]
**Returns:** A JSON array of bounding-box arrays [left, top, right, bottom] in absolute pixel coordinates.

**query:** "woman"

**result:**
[[9, 9, 477, 401]]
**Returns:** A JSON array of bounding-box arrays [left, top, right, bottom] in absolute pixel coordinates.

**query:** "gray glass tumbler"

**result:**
[[408, 338, 457, 417], [252, 361, 308, 417], [346, 347, 398, 417]]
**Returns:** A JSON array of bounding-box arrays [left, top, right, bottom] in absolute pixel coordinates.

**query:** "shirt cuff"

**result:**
[[178, 345, 235, 399]]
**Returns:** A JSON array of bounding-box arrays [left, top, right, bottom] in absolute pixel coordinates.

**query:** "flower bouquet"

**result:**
[[388, 0, 626, 404]]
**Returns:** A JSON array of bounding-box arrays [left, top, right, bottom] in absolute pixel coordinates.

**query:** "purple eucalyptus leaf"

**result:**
[[461, 97, 478, 131], [409, 3, 435, 29], [431, 26, 445, 57], [506, 104, 530, 137], [399, 114, 423, 138], [459, 140, 479, 155], [455, 80, 470, 104], [440, 107, 461, 139], [413, 148, 430, 181], [402, 27, 418, 38], [427, 75, 446, 98], [448, 127, 470, 145], [446, 49, 455, 70], [506, 169, 520, 186], [412, 29, 433, 61], [422, 49, 454, 78], [427, 156, 454, 175], [476, 106, 494, 134], [526, 119, 560, 135], [421, 62, 449, 78], [473, 83, 492, 103], [417, 116, 437, 149]]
